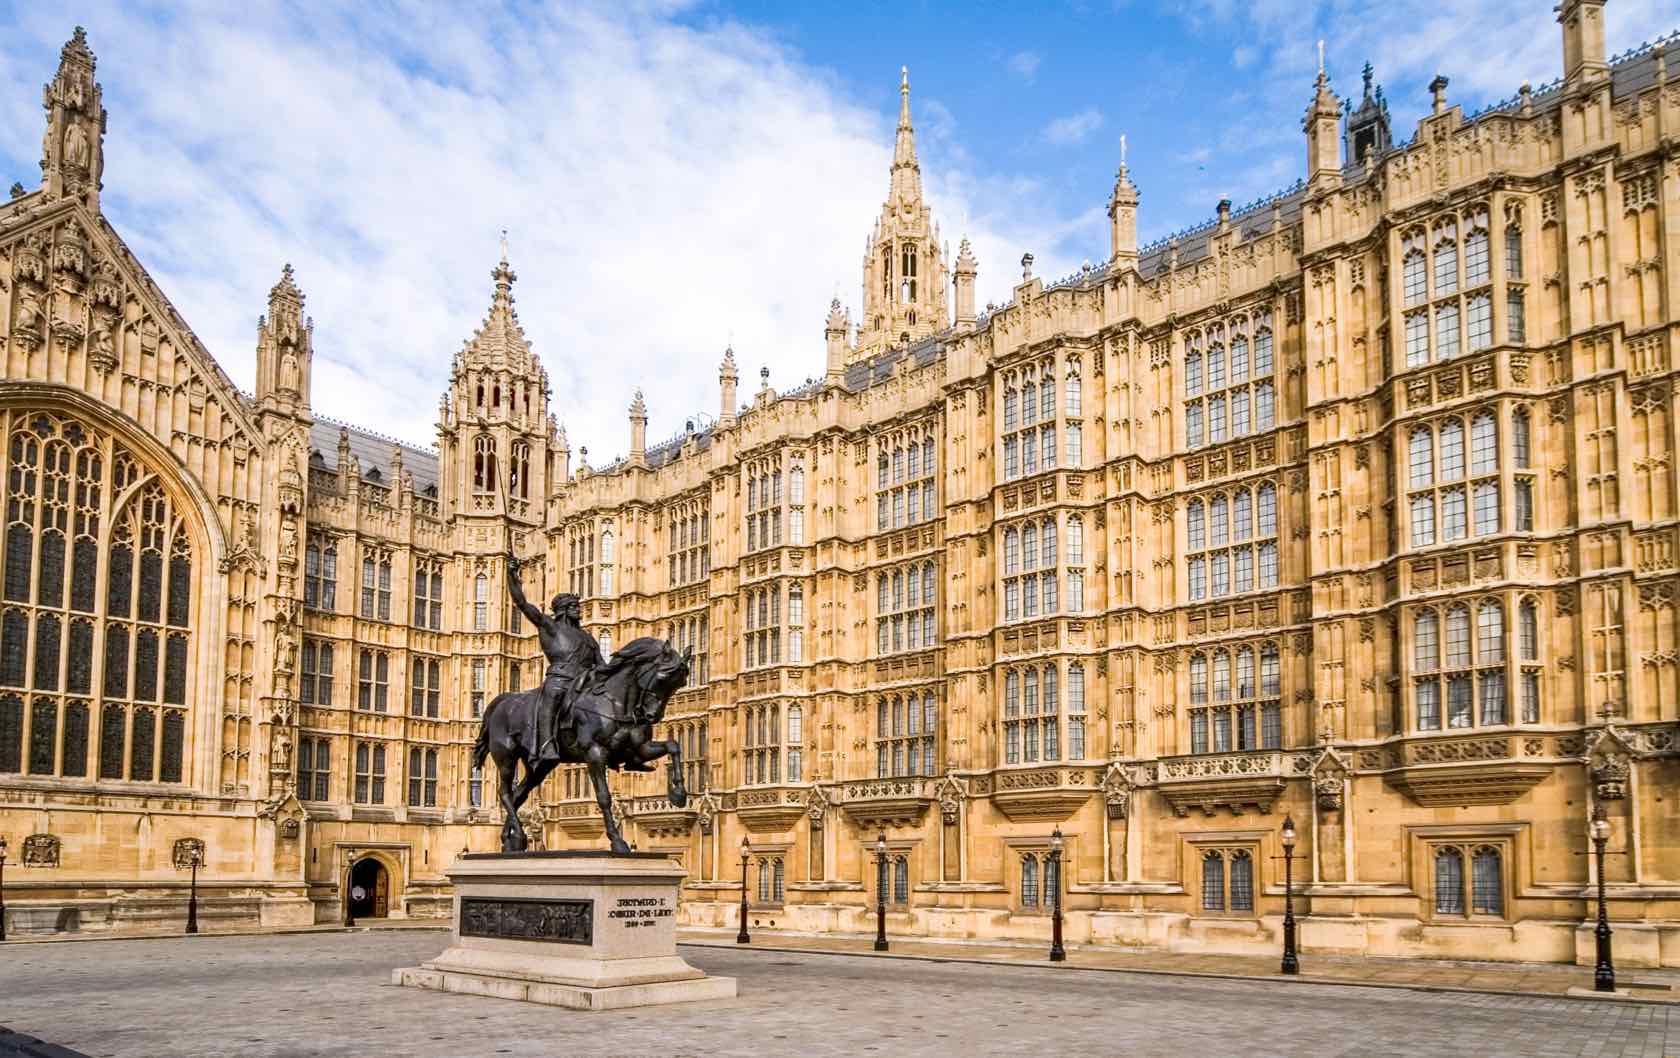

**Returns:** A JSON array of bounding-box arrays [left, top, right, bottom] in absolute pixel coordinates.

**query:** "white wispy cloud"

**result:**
[[1007, 50, 1043, 82], [1044, 107, 1104, 146], [0, 2, 1078, 462]]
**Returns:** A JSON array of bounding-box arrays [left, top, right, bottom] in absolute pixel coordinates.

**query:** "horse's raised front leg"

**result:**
[[631, 737, 685, 808], [587, 746, 631, 854]]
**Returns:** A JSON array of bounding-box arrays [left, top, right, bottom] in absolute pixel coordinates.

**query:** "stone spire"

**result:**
[[40, 26, 106, 210], [890, 66, 923, 205], [255, 263, 313, 412], [856, 66, 948, 358]]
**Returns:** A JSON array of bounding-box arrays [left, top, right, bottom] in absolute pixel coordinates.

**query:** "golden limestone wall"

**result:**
[[3, 14, 1679, 965], [541, 30, 1680, 966]]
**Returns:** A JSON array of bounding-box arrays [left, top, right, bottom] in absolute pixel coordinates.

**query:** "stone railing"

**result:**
[[1153, 750, 1300, 817]]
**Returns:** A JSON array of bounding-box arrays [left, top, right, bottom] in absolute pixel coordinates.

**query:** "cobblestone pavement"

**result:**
[[2, 931, 1677, 1058]]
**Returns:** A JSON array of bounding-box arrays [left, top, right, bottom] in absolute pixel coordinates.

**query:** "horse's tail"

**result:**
[[472, 697, 499, 770]]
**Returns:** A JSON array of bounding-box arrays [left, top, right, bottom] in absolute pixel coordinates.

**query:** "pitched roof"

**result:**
[[308, 416, 440, 493]]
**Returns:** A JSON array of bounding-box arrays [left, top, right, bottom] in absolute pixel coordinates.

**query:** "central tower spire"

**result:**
[[857, 66, 947, 359], [890, 66, 924, 206]]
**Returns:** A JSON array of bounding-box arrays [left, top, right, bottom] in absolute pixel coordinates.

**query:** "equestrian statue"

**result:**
[[472, 549, 692, 853]]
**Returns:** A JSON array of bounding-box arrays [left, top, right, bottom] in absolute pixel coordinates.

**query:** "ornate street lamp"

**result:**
[[342, 848, 358, 929], [1048, 827, 1066, 962], [873, 832, 889, 952], [1279, 814, 1299, 975], [1590, 804, 1615, 993], [0, 835, 9, 942], [736, 835, 751, 945], [175, 841, 204, 935]]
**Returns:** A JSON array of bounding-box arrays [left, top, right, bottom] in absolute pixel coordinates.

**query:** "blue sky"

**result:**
[[3, 1, 1679, 458]]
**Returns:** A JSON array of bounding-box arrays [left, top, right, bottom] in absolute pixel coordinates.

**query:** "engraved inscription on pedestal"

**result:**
[[460, 897, 593, 945], [606, 895, 674, 930]]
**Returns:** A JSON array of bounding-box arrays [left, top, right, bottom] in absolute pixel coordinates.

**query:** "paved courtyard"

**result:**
[[1, 930, 1676, 1058]]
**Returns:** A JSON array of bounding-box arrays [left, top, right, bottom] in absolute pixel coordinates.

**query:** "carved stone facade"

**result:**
[[3, 17, 1680, 965]]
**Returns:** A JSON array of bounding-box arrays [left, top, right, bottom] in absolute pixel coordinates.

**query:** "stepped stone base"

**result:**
[[393, 850, 736, 1012]]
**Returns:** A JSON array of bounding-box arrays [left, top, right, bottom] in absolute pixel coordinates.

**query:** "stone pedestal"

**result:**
[[393, 851, 736, 1011]]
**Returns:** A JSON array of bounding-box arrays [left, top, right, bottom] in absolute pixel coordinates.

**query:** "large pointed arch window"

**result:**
[[1, 411, 195, 783]]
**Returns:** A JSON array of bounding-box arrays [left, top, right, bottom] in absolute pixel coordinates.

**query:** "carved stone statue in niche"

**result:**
[[274, 617, 297, 675], [278, 346, 300, 395], [279, 515, 297, 566], [63, 119, 90, 169], [271, 729, 293, 774]]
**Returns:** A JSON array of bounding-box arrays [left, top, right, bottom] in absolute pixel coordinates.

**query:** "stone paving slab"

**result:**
[[2, 930, 1678, 1057], [676, 927, 1680, 1005]]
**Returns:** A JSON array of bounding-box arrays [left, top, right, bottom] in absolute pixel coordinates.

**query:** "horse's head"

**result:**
[[605, 637, 692, 722], [642, 639, 693, 700]]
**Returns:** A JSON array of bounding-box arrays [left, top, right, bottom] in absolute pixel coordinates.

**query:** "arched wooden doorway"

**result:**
[[348, 857, 389, 919]]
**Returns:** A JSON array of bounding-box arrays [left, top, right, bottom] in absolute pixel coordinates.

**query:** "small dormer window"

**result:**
[[366, 467, 382, 483]]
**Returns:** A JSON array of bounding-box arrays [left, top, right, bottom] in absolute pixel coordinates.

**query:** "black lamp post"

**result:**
[[1590, 803, 1615, 993], [179, 843, 203, 935], [873, 832, 889, 952], [342, 849, 357, 928], [736, 835, 751, 945], [0, 835, 9, 943], [1048, 827, 1066, 962], [1279, 814, 1299, 976]]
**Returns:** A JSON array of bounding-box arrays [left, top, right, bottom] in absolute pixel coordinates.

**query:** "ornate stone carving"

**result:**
[[22, 832, 61, 868], [1591, 753, 1630, 801]]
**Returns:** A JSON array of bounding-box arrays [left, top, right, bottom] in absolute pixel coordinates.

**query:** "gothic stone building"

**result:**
[[3, 6, 1680, 966]]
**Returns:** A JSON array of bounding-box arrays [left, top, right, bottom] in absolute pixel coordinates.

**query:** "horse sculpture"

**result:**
[[472, 636, 692, 854]]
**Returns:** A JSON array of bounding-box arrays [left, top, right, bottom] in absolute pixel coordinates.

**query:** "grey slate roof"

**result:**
[[309, 416, 441, 494]]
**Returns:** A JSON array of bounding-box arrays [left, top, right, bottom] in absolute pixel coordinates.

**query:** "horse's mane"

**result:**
[[582, 636, 667, 695]]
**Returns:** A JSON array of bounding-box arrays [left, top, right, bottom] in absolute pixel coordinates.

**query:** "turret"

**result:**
[[255, 264, 313, 415], [718, 346, 739, 426], [628, 389, 648, 466], [1558, 0, 1608, 85], [39, 27, 105, 211], [953, 237, 978, 326], [436, 241, 551, 515], [825, 299, 849, 382], [1303, 42, 1342, 190], [1343, 63, 1392, 167], [855, 67, 951, 358], [1107, 135, 1139, 269]]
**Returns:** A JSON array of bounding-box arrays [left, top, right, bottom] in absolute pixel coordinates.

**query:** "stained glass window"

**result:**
[[0, 411, 196, 783]]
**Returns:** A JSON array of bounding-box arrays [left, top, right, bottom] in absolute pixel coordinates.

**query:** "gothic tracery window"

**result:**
[[1, 411, 194, 783], [1183, 316, 1275, 449]]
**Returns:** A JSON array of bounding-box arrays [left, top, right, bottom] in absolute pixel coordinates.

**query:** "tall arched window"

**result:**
[[473, 574, 489, 631], [472, 435, 496, 493], [892, 855, 909, 905], [1021, 854, 1039, 907], [786, 705, 802, 781], [510, 440, 531, 498], [0, 411, 196, 783]]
